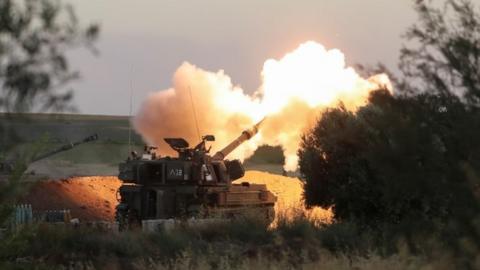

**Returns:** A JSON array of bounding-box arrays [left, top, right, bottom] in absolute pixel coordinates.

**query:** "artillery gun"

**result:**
[[0, 134, 99, 176], [116, 119, 277, 229]]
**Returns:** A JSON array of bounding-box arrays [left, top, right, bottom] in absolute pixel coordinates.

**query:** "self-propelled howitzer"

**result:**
[[115, 119, 276, 229], [0, 134, 98, 176], [31, 134, 99, 162]]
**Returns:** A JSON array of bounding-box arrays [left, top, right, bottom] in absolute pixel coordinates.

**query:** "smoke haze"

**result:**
[[134, 41, 391, 170]]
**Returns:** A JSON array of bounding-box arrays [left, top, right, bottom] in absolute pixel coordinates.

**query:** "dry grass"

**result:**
[[235, 170, 332, 226], [3, 208, 477, 269]]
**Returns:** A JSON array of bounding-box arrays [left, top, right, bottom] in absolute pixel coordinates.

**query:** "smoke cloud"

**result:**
[[134, 41, 391, 170]]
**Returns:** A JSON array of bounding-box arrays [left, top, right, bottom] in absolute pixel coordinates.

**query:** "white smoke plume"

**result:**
[[134, 41, 391, 171]]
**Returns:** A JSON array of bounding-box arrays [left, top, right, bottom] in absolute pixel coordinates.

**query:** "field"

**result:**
[[3, 113, 311, 222], [3, 113, 310, 222], [3, 113, 476, 269], [4, 113, 321, 225], [1, 113, 143, 168], [1, 113, 344, 268], [1, 113, 288, 178]]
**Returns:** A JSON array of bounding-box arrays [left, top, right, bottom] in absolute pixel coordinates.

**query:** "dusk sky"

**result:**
[[67, 0, 417, 115]]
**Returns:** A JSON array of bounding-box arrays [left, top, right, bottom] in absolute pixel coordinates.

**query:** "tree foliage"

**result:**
[[299, 0, 480, 232], [400, 0, 480, 106], [0, 0, 98, 113], [299, 90, 480, 227], [0, 0, 98, 227]]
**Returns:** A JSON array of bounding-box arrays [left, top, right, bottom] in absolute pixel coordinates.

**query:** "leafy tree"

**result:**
[[299, 90, 480, 228], [0, 0, 98, 113], [399, 0, 480, 106], [0, 0, 98, 226], [299, 0, 480, 232]]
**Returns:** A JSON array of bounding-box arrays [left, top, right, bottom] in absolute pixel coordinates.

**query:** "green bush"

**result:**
[[245, 145, 285, 165], [299, 90, 480, 236]]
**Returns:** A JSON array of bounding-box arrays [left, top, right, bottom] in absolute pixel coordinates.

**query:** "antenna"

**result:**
[[128, 67, 134, 153], [188, 86, 201, 141]]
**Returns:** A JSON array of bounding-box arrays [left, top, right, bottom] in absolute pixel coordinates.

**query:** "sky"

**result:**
[[66, 0, 417, 115]]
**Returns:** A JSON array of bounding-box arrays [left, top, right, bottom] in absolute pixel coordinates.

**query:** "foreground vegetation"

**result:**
[[297, 1, 480, 269], [1, 212, 475, 269]]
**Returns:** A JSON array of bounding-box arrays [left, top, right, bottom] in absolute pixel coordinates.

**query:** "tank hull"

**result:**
[[116, 182, 276, 229]]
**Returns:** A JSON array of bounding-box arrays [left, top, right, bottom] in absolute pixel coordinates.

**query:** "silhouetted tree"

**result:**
[[300, 90, 480, 227], [0, 0, 98, 226], [0, 0, 98, 113], [0, 0, 98, 148], [300, 0, 480, 232], [399, 0, 480, 106]]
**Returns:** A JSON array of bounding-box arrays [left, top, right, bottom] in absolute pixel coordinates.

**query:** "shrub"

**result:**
[[299, 90, 480, 229]]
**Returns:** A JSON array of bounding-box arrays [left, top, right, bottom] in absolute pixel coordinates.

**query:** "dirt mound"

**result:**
[[22, 171, 331, 223], [22, 176, 121, 221]]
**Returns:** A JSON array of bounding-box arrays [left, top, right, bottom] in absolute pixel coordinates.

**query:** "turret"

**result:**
[[31, 134, 99, 162], [212, 118, 265, 160]]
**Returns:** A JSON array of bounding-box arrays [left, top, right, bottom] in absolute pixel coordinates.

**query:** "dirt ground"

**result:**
[[21, 171, 331, 223], [21, 176, 121, 221]]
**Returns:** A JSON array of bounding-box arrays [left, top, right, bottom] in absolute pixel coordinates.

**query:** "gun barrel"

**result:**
[[212, 118, 265, 160], [32, 134, 99, 162]]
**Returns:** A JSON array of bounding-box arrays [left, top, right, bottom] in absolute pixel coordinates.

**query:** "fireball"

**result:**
[[134, 41, 391, 170]]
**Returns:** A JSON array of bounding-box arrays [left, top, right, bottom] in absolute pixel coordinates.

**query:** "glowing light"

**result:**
[[258, 41, 388, 116], [134, 41, 392, 170]]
